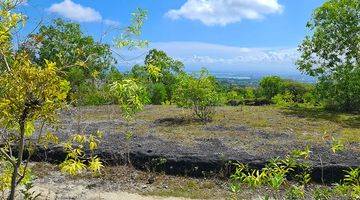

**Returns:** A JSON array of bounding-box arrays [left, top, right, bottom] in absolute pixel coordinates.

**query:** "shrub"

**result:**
[[172, 69, 221, 122], [72, 83, 115, 106], [110, 78, 149, 118], [149, 82, 168, 105], [259, 76, 283, 100], [272, 92, 295, 107], [285, 185, 305, 200], [259, 76, 314, 105], [225, 91, 244, 106], [244, 87, 257, 100], [281, 80, 312, 103]]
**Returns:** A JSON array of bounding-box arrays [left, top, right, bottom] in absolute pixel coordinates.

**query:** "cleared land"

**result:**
[[16, 105, 359, 199], [74, 105, 359, 157], [81, 105, 360, 146], [30, 105, 359, 179]]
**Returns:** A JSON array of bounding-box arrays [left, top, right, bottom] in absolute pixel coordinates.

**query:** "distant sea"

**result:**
[[198, 71, 316, 86], [119, 66, 316, 86]]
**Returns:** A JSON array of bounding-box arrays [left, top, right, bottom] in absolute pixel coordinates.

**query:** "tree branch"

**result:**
[[0, 148, 16, 166]]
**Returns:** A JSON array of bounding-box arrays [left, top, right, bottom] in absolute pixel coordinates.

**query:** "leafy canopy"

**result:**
[[130, 49, 184, 104], [0, 58, 70, 129], [297, 0, 360, 111], [23, 19, 115, 93], [0, 1, 70, 197]]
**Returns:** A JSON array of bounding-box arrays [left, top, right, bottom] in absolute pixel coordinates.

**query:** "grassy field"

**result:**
[[78, 105, 360, 153], [29, 105, 359, 199]]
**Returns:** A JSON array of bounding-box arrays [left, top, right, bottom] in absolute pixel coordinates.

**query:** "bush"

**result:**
[[149, 83, 168, 105], [281, 80, 312, 103], [110, 79, 149, 118], [172, 69, 221, 122], [72, 83, 114, 106], [225, 91, 244, 106], [272, 92, 295, 107], [259, 76, 283, 100], [259, 76, 315, 107]]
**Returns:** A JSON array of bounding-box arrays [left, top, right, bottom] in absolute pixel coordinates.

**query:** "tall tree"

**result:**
[[22, 19, 116, 99], [130, 49, 184, 104], [297, 0, 360, 111], [0, 1, 70, 199], [0, 1, 149, 199]]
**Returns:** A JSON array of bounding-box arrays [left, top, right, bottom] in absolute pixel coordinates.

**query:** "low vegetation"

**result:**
[[0, 0, 359, 199], [230, 148, 360, 199]]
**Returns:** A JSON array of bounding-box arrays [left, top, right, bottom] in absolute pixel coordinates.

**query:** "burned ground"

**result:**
[[27, 105, 360, 183]]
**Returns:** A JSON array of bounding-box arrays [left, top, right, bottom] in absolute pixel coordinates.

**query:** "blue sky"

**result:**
[[22, 0, 325, 74]]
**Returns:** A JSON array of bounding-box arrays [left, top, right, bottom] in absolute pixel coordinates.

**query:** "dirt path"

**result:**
[[32, 185, 194, 200], [18, 168, 208, 200]]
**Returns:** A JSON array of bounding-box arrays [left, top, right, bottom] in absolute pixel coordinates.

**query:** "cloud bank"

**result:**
[[166, 0, 283, 26], [117, 41, 299, 73]]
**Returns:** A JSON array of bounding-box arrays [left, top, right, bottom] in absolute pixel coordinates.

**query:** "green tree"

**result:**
[[149, 83, 168, 105], [172, 69, 221, 122], [146, 49, 184, 100], [0, 57, 70, 199], [22, 18, 116, 102], [297, 0, 360, 111], [130, 49, 184, 104], [0, 2, 149, 199], [0, 3, 72, 198], [259, 76, 283, 100], [110, 79, 149, 118], [145, 49, 184, 76]]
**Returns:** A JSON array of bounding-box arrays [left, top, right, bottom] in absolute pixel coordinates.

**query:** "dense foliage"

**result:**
[[221, 76, 315, 108], [259, 76, 315, 107], [0, 1, 71, 197], [130, 49, 184, 105], [22, 19, 116, 104], [297, 0, 360, 112]]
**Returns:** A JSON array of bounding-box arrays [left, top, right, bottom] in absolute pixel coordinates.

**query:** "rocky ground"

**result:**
[[29, 105, 360, 183]]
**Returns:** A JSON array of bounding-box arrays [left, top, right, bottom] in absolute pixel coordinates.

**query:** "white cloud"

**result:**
[[116, 41, 299, 73], [47, 0, 119, 26], [103, 19, 120, 27], [48, 0, 102, 22], [166, 0, 283, 26]]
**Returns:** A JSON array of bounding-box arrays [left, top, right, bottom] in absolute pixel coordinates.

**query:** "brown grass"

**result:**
[[75, 105, 359, 152]]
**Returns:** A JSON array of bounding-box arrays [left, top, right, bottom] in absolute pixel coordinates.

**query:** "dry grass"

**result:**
[[74, 105, 359, 153], [28, 105, 359, 199], [133, 105, 358, 143]]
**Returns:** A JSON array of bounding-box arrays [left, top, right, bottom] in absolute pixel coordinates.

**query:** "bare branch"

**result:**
[[0, 148, 16, 166]]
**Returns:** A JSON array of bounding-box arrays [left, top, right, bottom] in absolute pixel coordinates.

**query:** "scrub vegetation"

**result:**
[[0, 0, 359, 199]]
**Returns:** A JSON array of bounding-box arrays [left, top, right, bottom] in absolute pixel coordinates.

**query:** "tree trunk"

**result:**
[[8, 110, 27, 200]]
